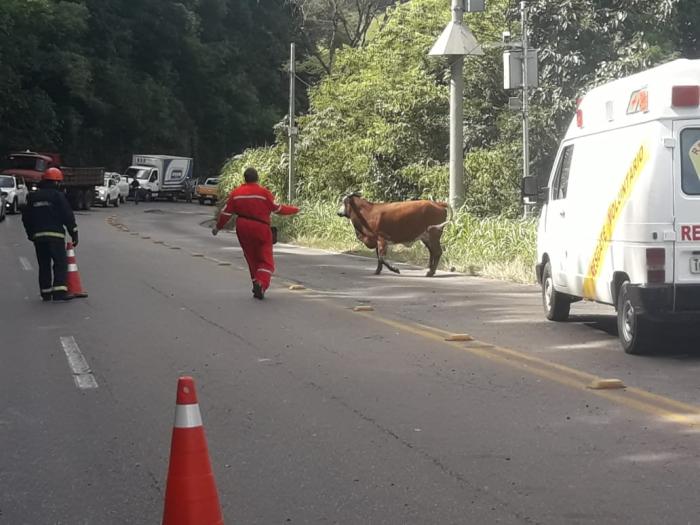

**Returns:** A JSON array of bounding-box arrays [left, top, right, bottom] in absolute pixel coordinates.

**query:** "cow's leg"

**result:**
[[374, 247, 383, 275], [420, 232, 435, 276], [378, 237, 400, 274], [426, 227, 444, 277]]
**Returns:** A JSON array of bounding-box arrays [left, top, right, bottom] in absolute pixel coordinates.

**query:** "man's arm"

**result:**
[[213, 191, 236, 234], [267, 188, 299, 216], [58, 193, 79, 246]]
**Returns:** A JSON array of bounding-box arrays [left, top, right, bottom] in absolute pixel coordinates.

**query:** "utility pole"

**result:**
[[520, 1, 530, 217], [288, 43, 297, 202]]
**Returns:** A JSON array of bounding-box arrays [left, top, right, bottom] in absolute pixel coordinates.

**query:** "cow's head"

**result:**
[[337, 192, 361, 218]]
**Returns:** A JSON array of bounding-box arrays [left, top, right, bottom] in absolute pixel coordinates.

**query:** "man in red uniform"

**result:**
[[212, 167, 299, 299]]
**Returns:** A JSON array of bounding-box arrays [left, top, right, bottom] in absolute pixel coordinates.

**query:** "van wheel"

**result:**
[[9, 198, 18, 214], [617, 282, 654, 355], [542, 262, 570, 321], [146, 191, 153, 202], [113, 197, 119, 207], [104, 196, 110, 208]]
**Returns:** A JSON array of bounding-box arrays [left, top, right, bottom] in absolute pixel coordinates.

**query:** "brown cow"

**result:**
[[337, 193, 451, 276]]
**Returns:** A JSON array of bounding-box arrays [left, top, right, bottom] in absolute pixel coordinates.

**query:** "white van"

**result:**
[[522, 59, 700, 354]]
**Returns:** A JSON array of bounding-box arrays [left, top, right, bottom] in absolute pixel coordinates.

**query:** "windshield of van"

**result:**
[[681, 129, 700, 195], [0, 176, 14, 188]]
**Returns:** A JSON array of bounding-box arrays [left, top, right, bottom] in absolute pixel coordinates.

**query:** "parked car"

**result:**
[[94, 175, 121, 207], [195, 177, 219, 205], [106, 172, 129, 203], [0, 174, 29, 214]]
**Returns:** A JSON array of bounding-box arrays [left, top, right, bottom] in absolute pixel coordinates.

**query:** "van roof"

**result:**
[[565, 58, 700, 138]]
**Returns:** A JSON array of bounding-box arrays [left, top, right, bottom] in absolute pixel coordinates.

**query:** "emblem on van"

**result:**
[[626, 88, 649, 115]]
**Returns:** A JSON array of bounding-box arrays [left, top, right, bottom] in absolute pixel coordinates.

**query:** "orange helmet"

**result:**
[[43, 167, 64, 181]]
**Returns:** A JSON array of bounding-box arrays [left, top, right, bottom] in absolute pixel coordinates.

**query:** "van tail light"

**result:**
[[672, 86, 700, 107], [646, 248, 666, 283]]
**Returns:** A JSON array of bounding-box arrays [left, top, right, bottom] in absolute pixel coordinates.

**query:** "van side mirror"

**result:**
[[521, 176, 548, 203]]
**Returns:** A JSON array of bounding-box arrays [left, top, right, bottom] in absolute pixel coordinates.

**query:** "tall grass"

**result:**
[[273, 201, 538, 283]]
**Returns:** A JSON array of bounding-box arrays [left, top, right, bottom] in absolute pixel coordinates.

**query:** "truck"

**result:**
[[195, 177, 219, 205], [522, 58, 700, 355], [124, 154, 194, 202], [0, 151, 104, 210]]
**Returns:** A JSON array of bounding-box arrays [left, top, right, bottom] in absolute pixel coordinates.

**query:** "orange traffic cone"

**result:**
[[162, 377, 223, 525], [66, 242, 88, 298]]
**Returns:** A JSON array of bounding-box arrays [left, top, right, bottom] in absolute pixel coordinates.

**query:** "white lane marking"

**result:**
[[59, 336, 98, 389], [19, 257, 32, 271]]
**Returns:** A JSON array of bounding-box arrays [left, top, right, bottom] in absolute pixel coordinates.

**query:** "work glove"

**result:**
[[211, 227, 218, 236], [71, 231, 79, 247]]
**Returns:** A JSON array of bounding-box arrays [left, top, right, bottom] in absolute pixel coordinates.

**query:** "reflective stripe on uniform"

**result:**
[[273, 204, 282, 212], [33, 232, 65, 239], [220, 211, 233, 217], [52, 286, 68, 292], [257, 268, 273, 275], [233, 195, 267, 201], [68, 264, 78, 272], [41, 288, 53, 293]]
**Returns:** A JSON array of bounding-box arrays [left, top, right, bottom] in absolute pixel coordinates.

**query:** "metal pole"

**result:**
[[449, 0, 465, 210], [288, 43, 296, 202], [521, 1, 530, 217]]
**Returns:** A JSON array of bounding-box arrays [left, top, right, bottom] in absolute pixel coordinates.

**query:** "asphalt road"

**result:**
[[2, 201, 700, 524]]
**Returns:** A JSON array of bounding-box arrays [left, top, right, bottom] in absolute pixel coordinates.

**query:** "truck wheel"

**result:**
[[84, 190, 92, 210], [104, 196, 110, 208], [199, 197, 205, 205], [113, 196, 119, 207], [617, 282, 655, 355], [146, 191, 153, 202], [542, 261, 570, 321]]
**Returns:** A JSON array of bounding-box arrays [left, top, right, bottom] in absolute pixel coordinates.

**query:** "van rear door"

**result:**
[[673, 122, 700, 290]]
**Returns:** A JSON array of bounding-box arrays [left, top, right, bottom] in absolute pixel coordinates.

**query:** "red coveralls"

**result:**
[[216, 183, 299, 291]]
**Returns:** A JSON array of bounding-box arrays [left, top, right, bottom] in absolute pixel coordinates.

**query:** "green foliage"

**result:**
[[0, 0, 295, 175], [219, 145, 287, 198]]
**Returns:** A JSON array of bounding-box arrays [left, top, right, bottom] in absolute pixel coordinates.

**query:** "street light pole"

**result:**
[[521, 1, 530, 186], [288, 42, 296, 202], [429, 0, 484, 210], [449, 0, 466, 210]]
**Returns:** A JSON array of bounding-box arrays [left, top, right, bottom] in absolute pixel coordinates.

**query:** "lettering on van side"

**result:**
[[680, 225, 700, 241], [582, 144, 650, 299]]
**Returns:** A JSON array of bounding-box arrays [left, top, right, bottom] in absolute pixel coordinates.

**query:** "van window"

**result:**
[[551, 145, 574, 200], [681, 129, 700, 195]]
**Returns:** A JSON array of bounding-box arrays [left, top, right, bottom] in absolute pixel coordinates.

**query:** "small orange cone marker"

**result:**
[[162, 377, 223, 525], [65, 242, 88, 298]]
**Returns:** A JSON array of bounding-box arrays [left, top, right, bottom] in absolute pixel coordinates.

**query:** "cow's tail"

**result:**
[[428, 202, 453, 231]]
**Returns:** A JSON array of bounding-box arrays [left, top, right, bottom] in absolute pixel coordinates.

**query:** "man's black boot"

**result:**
[[252, 281, 264, 300]]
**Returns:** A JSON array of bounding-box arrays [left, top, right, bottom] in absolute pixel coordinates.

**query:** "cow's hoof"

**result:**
[[390, 268, 400, 274], [426, 271, 435, 277], [374, 269, 382, 275]]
